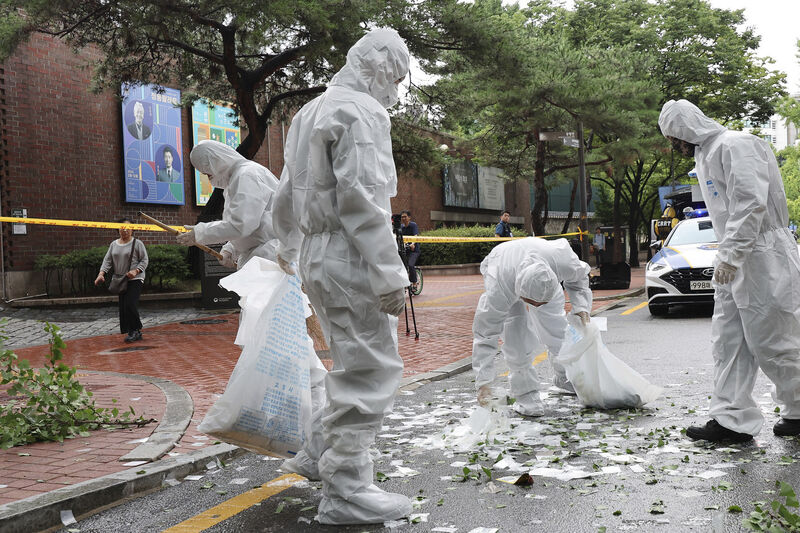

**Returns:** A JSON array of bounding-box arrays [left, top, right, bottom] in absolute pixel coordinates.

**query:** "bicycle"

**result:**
[[409, 267, 423, 296]]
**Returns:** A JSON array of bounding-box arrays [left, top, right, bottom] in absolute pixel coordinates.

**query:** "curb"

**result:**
[[103, 372, 194, 462], [399, 356, 474, 391], [0, 444, 247, 533]]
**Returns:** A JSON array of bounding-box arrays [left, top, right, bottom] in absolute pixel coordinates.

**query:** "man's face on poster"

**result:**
[[133, 104, 144, 126], [164, 150, 173, 169]]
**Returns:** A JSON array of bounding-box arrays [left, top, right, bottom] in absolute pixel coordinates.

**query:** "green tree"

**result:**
[[427, 0, 658, 237], [775, 40, 800, 129], [778, 145, 800, 226], [544, 0, 787, 265]]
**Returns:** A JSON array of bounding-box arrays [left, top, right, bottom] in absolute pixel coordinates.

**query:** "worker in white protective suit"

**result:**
[[659, 99, 800, 442], [178, 139, 279, 268], [180, 140, 329, 468], [473, 237, 592, 416], [271, 28, 412, 525]]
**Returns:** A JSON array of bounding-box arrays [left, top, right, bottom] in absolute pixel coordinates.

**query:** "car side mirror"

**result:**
[[650, 240, 662, 252]]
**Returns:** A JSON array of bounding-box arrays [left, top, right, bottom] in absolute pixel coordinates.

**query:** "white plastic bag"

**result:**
[[557, 315, 662, 409], [198, 259, 316, 457]]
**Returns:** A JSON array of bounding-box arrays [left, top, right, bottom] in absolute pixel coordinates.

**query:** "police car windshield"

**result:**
[[666, 219, 716, 246]]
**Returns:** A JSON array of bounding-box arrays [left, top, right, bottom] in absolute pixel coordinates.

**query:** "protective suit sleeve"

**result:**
[[273, 163, 302, 263], [555, 246, 592, 314], [220, 241, 239, 264], [332, 116, 408, 296], [193, 170, 270, 246], [715, 141, 769, 269]]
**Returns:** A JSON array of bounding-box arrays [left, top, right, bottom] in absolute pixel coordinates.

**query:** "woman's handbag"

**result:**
[[108, 238, 137, 295]]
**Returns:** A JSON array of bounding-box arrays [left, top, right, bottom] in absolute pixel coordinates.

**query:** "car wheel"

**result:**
[[649, 303, 668, 316]]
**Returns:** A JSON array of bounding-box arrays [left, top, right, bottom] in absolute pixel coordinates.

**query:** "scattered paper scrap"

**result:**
[[122, 461, 148, 467], [229, 478, 250, 485], [60, 510, 77, 526], [695, 470, 727, 480], [184, 475, 204, 481]]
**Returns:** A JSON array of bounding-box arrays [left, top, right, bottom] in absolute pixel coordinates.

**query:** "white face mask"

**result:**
[[379, 82, 400, 109]]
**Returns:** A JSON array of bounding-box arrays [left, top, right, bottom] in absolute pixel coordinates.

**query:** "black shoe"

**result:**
[[131, 330, 143, 342], [124, 331, 136, 343], [686, 420, 753, 443], [774, 418, 800, 437]]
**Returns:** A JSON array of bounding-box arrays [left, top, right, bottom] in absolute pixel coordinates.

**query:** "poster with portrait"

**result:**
[[442, 160, 479, 208], [121, 84, 184, 205], [191, 100, 241, 206], [478, 166, 505, 211]]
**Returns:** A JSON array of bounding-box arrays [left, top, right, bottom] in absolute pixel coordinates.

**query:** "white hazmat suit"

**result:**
[[182, 140, 280, 268], [272, 28, 412, 525], [473, 238, 592, 416], [659, 99, 800, 438]]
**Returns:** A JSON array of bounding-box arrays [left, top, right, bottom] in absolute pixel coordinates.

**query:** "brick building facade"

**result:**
[[0, 33, 530, 299]]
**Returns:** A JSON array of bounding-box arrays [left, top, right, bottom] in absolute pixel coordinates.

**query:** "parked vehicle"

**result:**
[[645, 216, 717, 316]]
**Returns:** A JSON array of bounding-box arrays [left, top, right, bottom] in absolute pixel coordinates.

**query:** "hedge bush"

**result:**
[[415, 225, 528, 266], [35, 244, 193, 296]]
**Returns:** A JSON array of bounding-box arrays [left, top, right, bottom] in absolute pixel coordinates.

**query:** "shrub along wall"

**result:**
[[415, 225, 529, 266], [34, 244, 193, 297]]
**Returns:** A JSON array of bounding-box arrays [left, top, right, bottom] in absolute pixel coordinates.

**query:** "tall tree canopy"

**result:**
[[434, 0, 786, 263]]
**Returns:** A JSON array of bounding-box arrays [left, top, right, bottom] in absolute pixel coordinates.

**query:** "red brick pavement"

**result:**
[[1, 269, 643, 505]]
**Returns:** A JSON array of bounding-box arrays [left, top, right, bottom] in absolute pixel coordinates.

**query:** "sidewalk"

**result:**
[[0, 268, 644, 530]]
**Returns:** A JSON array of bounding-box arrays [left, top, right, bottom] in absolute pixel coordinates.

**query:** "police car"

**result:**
[[645, 216, 717, 316]]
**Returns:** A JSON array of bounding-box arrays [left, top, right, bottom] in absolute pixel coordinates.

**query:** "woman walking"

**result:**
[[94, 218, 149, 342]]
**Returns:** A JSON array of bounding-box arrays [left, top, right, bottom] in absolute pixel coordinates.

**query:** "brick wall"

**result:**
[[0, 33, 533, 295], [0, 33, 288, 273]]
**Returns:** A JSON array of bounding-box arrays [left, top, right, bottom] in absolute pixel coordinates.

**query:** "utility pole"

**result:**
[[577, 120, 589, 261]]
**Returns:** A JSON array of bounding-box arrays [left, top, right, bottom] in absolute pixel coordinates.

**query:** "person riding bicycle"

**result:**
[[400, 211, 421, 290]]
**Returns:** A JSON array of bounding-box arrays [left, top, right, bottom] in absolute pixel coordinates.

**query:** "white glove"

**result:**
[[218, 249, 236, 269], [477, 385, 494, 407], [277, 254, 296, 276], [176, 225, 197, 246], [714, 261, 737, 284], [575, 311, 590, 325], [379, 289, 406, 316]]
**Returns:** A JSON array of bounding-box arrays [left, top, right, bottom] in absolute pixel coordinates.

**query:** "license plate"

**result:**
[[690, 280, 712, 290]]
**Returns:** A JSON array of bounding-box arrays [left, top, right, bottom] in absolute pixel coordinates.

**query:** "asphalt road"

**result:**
[[57, 298, 800, 533]]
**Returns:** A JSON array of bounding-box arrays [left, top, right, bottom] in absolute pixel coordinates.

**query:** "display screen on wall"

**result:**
[[121, 84, 184, 205], [478, 166, 505, 211], [191, 100, 241, 206], [443, 160, 479, 208]]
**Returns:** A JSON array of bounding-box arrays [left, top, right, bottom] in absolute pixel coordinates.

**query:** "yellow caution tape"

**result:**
[[0, 216, 187, 232], [403, 231, 588, 243], [0, 216, 588, 242]]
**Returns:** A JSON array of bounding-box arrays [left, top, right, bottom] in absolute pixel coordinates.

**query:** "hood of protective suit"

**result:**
[[658, 99, 727, 146], [515, 260, 560, 303], [329, 28, 410, 108], [190, 140, 246, 188]]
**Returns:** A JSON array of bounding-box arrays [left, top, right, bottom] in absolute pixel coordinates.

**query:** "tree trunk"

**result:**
[[612, 174, 624, 264], [531, 128, 548, 236], [561, 175, 578, 235], [626, 161, 643, 268]]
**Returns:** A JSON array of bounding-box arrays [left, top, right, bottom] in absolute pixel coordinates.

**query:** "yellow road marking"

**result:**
[[162, 473, 304, 533], [621, 301, 648, 315], [499, 351, 548, 376]]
